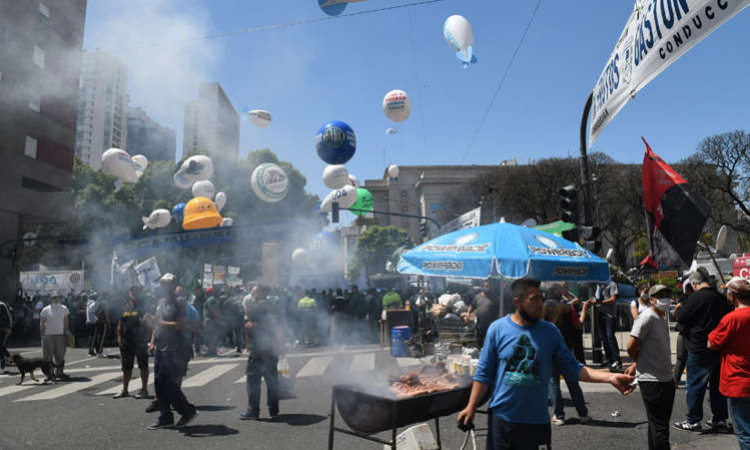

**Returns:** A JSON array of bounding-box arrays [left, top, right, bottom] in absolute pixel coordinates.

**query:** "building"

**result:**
[[183, 82, 239, 160], [0, 0, 87, 297], [365, 165, 496, 244], [74, 49, 128, 168], [126, 107, 176, 163]]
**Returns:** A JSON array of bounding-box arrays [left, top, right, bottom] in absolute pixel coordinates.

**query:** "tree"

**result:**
[[348, 226, 413, 279]]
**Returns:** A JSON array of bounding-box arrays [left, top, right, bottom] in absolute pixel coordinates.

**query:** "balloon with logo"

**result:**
[[251, 163, 289, 203], [348, 174, 360, 188], [322, 164, 349, 190], [291, 248, 309, 268], [388, 164, 400, 181], [383, 89, 411, 123], [172, 203, 186, 224], [192, 179, 216, 199], [244, 109, 272, 128], [101, 148, 141, 183], [182, 197, 222, 230], [315, 120, 356, 165], [318, 185, 358, 213], [443, 15, 476, 67], [174, 155, 214, 189], [215, 192, 227, 212], [349, 188, 373, 216], [142, 209, 171, 230], [131, 155, 149, 172]]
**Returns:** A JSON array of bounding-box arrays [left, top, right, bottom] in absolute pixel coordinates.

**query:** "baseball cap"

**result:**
[[50, 290, 62, 298], [159, 273, 177, 284], [648, 284, 671, 297]]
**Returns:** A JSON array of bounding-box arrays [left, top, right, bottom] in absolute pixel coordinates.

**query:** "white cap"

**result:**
[[159, 273, 177, 284]]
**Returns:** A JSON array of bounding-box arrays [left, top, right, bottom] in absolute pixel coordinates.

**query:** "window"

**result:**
[[33, 46, 45, 68], [24, 136, 38, 159], [28, 92, 41, 112]]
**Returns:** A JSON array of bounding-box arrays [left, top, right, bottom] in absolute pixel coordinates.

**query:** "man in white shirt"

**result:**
[[85, 293, 97, 356], [40, 291, 69, 380]]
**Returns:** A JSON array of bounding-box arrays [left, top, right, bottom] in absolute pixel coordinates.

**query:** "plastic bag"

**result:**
[[277, 356, 296, 400], [452, 300, 468, 315]]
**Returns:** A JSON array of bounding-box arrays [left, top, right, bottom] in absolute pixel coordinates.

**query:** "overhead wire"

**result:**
[[458, 0, 544, 165]]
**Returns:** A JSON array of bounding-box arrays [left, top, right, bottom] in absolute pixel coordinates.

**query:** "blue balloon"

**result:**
[[172, 203, 186, 223], [315, 120, 356, 165], [318, 0, 346, 16]]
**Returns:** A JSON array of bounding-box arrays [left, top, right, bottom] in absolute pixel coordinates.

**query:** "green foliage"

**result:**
[[349, 226, 413, 279]]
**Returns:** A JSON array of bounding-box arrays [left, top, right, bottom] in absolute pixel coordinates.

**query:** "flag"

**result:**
[[642, 138, 710, 269]]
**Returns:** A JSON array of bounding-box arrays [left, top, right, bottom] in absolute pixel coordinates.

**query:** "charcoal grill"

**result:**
[[327, 382, 480, 450]]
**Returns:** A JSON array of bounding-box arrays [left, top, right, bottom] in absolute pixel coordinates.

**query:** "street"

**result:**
[[0, 344, 739, 450]]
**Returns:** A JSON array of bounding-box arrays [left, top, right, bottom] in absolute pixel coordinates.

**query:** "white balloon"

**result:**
[[173, 172, 194, 190], [348, 174, 360, 188], [291, 248, 309, 268], [383, 89, 411, 123], [132, 155, 149, 172], [101, 148, 140, 183], [318, 185, 358, 212], [174, 155, 214, 189], [323, 164, 349, 190], [215, 191, 227, 212], [192, 180, 216, 199], [142, 209, 171, 230], [251, 163, 289, 203], [388, 165, 400, 179], [443, 15, 474, 64], [246, 109, 272, 128]]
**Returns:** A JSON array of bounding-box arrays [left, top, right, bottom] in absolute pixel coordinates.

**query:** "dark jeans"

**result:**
[[685, 351, 727, 424], [486, 412, 551, 450], [154, 350, 195, 424], [640, 381, 676, 450], [92, 321, 107, 354], [598, 312, 620, 363], [86, 323, 96, 354], [0, 330, 8, 365], [246, 352, 279, 416], [673, 334, 688, 384], [549, 364, 588, 419], [729, 397, 750, 450]]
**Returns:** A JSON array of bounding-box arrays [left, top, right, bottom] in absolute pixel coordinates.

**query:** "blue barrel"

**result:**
[[391, 326, 411, 357]]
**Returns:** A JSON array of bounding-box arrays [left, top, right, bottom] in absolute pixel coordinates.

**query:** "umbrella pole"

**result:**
[[499, 278, 504, 317]]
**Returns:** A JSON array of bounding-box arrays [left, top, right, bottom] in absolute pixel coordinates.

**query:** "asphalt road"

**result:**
[[0, 345, 740, 450]]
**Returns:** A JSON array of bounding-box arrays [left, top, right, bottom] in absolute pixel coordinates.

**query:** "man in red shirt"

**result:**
[[708, 278, 750, 449]]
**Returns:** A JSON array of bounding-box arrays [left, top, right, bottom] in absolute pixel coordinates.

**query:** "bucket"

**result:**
[[391, 326, 411, 358]]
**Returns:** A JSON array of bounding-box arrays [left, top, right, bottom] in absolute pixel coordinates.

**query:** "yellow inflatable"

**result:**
[[182, 196, 222, 230]]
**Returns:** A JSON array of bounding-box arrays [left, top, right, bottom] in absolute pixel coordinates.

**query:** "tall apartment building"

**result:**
[[126, 107, 176, 163], [75, 49, 128, 168], [0, 0, 87, 297], [183, 82, 239, 160]]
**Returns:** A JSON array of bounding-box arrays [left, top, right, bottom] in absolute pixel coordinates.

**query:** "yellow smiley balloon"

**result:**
[[182, 196, 223, 230]]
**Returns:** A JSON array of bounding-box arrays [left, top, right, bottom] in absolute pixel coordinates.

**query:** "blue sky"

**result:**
[[83, 0, 750, 204]]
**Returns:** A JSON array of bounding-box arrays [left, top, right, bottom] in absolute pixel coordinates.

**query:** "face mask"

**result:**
[[655, 298, 670, 311], [519, 307, 540, 325]]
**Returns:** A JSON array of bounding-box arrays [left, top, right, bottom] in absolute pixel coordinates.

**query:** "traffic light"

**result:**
[[419, 222, 428, 239], [332, 202, 339, 223], [581, 226, 602, 253], [559, 184, 579, 242]]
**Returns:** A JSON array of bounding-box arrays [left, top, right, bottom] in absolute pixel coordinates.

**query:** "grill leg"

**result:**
[[435, 417, 442, 450], [328, 394, 336, 450], [391, 402, 398, 450]]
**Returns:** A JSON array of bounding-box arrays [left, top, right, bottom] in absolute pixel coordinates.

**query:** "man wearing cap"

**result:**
[[625, 285, 676, 450], [113, 286, 150, 399], [674, 267, 731, 433], [709, 278, 750, 449], [39, 291, 69, 380]]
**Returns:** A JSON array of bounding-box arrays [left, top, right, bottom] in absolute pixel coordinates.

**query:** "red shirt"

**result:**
[[708, 307, 750, 398]]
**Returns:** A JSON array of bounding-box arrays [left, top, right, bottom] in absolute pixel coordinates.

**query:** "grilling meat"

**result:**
[[388, 362, 462, 398]]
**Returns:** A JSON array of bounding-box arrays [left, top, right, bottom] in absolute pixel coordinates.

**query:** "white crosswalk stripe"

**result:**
[[349, 353, 375, 372], [182, 364, 237, 388], [15, 372, 121, 402], [296, 356, 333, 378], [235, 375, 246, 384], [96, 373, 153, 396], [0, 383, 41, 398]]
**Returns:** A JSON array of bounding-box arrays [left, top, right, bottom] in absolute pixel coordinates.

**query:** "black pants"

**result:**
[[246, 352, 279, 416], [86, 323, 96, 354], [0, 330, 8, 361], [92, 321, 107, 354], [486, 412, 551, 450], [673, 334, 688, 384], [154, 350, 195, 424], [597, 312, 620, 363], [640, 381, 676, 450]]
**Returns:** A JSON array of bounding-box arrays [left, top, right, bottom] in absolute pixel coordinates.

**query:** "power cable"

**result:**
[[458, 0, 544, 165]]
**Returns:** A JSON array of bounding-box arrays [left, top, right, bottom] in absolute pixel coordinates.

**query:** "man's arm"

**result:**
[[457, 380, 490, 426], [63, 314, 69, 332], [625, 336, 641, 375], [40, 316, 46, 336], [579, 366, 634, 394], [600, 292, 618, 305], [707, 316, 730, 351]]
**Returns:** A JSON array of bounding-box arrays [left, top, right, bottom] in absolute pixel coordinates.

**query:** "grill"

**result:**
[[327, 381, 483, 450]]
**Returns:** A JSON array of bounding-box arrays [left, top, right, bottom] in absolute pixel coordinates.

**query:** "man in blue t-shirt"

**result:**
[[458, 278, 635, 450]]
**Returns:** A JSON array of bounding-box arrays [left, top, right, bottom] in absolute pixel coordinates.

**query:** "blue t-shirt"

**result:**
[[184, 303, 199, 340], [473, 315, 582, 424]]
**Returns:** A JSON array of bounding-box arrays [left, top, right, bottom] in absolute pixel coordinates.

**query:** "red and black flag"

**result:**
[[641, 138, 710, 269]]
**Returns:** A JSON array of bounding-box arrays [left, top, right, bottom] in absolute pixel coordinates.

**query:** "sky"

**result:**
[[82, 0, 750, 205]]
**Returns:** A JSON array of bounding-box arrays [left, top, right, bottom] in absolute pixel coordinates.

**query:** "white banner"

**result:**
[[134, 257, 161, 290], [589, 0, 750, 147], [20, 271, 83, 295], [438, 207, 482, 236]]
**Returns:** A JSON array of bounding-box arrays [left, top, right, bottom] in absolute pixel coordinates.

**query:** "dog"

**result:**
[[12, 354, 54, 385]]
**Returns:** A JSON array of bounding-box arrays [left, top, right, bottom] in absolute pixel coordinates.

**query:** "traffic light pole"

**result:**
[[345, 208, 442, 230], [579, 91, 603, 364]]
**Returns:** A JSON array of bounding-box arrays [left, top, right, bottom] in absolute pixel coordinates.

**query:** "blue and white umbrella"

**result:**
[[397, 222, 610, 282]]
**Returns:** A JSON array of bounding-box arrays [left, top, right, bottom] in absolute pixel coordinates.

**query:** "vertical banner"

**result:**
[[589, 0, 750, 147]]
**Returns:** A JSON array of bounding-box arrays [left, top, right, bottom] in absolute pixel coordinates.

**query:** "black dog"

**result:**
[[12, 354, 53, 385]]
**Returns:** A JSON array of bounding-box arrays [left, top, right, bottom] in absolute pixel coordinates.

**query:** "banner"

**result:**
[[113, 228, 234, 260], [589, 0, 750, 147], [20, 270, 83, 294], [134, 257, 161, 290], [734, 254, 750, 279], [438, 207, 481, 236]]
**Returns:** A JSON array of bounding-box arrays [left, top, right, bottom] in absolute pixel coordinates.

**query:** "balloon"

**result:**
[[322, 164, 349, 190], [173, 173, 193, 190], [443, 15, 476, 67], [385, 127, 399, 135], [315, 120, 356, 165], [142, 209, 171, 230], [220, 217, 233, 227], [215, 192, 227, 212], [348, 174, 360, 188], [182, 197, 222, 230], [291, 248, 309, 267], [350, 188, 374, 216], [172, 203, 186, 223], [318, 185, 358, 213], [245, 109, 272, 128], [131, 155, 148, 172], [192, 179, 216, 199], [250, 163, 289, 203], [174, 155, 214, 189], [388, 165, 400, 179], [318, 0, 346, 16], [383, 89, 411, 123], [101, 148, 140, 183]]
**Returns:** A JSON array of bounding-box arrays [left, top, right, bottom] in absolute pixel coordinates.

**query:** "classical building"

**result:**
[[183, 82, 239, 160], [126, 107, 176, 163], [0, 0, 87, 297], [75, 49, 128, 168]]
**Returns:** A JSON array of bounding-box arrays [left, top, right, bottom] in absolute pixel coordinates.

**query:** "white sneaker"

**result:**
[[551, 417, 565, 426]]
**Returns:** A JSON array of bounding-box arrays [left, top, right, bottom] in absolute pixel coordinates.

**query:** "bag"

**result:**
[[65, 330, 75, 348], [277, 356, 296, 400]]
